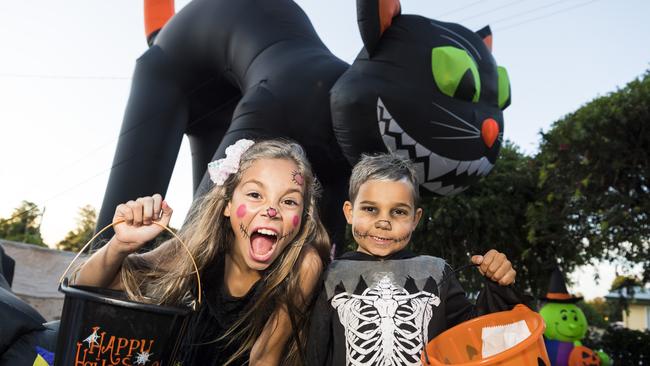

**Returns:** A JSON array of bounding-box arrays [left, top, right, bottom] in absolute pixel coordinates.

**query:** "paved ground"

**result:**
[[1, 240, 86, 321]]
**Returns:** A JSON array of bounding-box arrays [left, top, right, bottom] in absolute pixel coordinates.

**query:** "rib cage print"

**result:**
[[331, 275, 441, 366]]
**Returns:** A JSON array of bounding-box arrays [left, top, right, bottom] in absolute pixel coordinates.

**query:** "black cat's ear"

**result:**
[[357, 0, 401, 56], [476, 25, 493, 52]]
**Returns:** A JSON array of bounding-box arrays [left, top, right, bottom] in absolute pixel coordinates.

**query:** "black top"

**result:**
[[180, 256, 264, 366], [306, 250, 526, 366]]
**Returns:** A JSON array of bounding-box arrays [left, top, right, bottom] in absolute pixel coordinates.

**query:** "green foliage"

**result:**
[[57, 205, 97, 252], [410, 142, 543, 293], [584, 325, 650, 366], [0, 201, 46, 247], [529, 71, 650, 281], [610, 275, 643, 291], [576, 299, 609, 329]]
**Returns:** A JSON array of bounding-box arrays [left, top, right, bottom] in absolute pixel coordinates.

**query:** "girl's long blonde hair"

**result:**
[[119, 139, 330, 365]]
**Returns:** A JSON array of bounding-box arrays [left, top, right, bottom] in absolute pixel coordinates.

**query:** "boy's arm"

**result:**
[[441, 268, 477, 328], [442, 266, 531, 329], [474, 279, 531, 315]]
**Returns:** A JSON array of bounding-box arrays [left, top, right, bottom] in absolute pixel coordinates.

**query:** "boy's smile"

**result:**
[[344, 179, 422, 257]]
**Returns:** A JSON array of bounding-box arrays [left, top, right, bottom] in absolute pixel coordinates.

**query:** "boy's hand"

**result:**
[[111, 194, 172, 255], [471, 249, 516, 286]]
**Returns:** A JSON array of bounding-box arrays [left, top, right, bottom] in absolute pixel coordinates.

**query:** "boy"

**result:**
[[306, 153, 523, 366]]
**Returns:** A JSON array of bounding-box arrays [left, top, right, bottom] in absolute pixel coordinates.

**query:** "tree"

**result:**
[[529, 70, 650, 282], [576, 299, 609, 328], [586, 297, 618, 324], [410, 142, 545, 294], [57, 205, 97, 252], [0, 201, 46, 247], [585, 325, 650, 365]]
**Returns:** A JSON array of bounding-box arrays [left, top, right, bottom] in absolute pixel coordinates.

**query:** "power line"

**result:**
[[487, 0, 579, 26], [495, 0, 601, 31], [0, 146, 153, 226], [2, 73, 227, 227], [436, 0, 485, 18], [0, 73, 130, 80], [458, 0, 533, 23]]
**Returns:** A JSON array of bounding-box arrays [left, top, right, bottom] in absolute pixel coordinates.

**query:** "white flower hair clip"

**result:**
[[207, 139, 255, 185]]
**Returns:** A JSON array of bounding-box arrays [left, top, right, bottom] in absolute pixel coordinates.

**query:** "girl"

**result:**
[[74, 139, 330, 366]]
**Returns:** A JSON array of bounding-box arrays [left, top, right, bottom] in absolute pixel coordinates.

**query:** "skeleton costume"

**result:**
[[306, 250, 525, 366]]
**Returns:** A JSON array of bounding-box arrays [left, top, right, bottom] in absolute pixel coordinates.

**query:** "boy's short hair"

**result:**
[[348, 153, 420, 205]]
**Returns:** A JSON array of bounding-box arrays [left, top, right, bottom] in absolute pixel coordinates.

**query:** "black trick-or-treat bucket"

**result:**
[[55, 221, 202, 366]]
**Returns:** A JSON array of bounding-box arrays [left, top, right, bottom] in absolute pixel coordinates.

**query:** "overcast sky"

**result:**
[[1, 0, 648, 299]]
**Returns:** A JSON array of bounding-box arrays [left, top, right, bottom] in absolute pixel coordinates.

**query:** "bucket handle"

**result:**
[[58, 219, 202, 308]]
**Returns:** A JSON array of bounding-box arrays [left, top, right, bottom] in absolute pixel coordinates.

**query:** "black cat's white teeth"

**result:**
[[376, 98, 494, 196]]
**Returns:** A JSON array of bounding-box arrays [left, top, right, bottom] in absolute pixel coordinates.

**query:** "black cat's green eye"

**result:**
[[431, 46, 481, 102], [497, 66, 511, 109]]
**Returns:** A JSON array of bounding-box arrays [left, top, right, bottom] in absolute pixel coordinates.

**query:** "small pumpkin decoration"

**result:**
[[568, 345, 600, 366]]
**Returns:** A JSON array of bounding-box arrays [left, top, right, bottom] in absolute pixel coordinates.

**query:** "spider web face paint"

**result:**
[[291, 170, 304, 186]]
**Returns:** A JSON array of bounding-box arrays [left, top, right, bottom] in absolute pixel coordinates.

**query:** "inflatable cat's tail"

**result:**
[[144, 0, 175, 46]]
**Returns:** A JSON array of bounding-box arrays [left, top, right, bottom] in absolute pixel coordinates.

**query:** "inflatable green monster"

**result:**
[[540, 267, 611, 366], [540, 302, 588, 343]]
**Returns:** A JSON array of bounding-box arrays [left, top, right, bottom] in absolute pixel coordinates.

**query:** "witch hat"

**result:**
[[540, 266, 583, 303]]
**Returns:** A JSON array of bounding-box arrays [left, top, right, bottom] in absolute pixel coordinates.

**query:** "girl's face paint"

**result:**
[[236, 204, 247, 218], [292, 215, 300, 228], [225, 158, 305, 272], [292, 171, 304, 186]]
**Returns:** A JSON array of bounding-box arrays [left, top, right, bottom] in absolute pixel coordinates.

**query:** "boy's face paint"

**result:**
[[224, 158, 305, 271], [343, 179, 422, 258]]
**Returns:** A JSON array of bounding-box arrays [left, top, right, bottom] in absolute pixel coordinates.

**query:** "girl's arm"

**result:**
[[73, 236, 132, 289], [249, 245, 324, 366], [73, 195, 173, 289]]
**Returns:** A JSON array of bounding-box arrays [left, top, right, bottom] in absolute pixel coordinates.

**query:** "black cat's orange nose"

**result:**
[[481, 118, 499, 148]]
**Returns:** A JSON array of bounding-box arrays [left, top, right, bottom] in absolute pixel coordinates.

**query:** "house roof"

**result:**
[[605, 286, 650, 305]]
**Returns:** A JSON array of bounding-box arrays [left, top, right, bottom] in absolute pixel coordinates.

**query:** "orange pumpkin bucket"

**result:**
[[421, 304, 550, 366]]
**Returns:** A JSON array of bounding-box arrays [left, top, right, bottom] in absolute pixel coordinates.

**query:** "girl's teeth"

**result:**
[[257, 229, 277, 236]]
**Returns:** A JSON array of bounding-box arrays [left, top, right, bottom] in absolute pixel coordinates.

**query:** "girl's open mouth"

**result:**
[[249, 228, 279, 262]]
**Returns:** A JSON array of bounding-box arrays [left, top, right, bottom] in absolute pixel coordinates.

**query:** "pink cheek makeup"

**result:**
[[236, 204, 247, 218], [292, 215, 300, 228]]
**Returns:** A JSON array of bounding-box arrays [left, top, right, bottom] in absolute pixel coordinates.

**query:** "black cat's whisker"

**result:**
[[440, 35, 472, 57], [432, 102, 479, 133], [431, 136, 481, 140], [430, 121, 479, 136], [432, 22, 481, 60]]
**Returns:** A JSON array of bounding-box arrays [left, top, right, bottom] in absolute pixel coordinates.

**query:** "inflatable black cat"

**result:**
[[96, 0, 511, 248]]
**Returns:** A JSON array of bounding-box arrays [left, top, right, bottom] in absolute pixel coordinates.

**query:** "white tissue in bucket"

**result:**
[[481, 320, 531, 358]]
